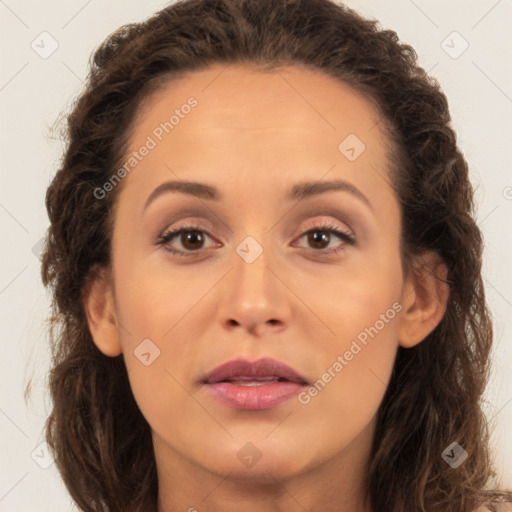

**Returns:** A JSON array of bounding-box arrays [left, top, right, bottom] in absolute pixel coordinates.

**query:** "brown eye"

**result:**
[[307, 230, 332, 250], [293, 222, 356, 256], [179, 230, 206, 251], [157, 223, 219, 258]]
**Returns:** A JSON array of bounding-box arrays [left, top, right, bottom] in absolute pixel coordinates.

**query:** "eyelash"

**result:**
[[156, 221, 356, 258]]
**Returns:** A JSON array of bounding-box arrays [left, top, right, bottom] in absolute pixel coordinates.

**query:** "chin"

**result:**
[[198, 437, 318, 482], [213, 458, 308, 484]]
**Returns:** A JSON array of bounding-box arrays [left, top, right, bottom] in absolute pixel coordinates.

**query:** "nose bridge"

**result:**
[[233, 233, 273, 308], [217, 229, 290, 334]]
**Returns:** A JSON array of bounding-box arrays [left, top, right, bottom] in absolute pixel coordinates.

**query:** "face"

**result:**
[[95, 64, 413, 484]]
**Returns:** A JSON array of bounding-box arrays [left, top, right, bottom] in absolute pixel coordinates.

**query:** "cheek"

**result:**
[[298, 238, 403, 349], [294, 305, 400, 462], [112, 248, 207, 340], [110, 255, 218, 418], [296, 243, 403, 423]]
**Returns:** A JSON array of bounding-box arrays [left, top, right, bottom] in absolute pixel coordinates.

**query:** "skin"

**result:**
[[84, 63, 449, 512]]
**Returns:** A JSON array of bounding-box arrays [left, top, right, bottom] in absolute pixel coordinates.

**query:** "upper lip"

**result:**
[[202, 357, 309, 385]]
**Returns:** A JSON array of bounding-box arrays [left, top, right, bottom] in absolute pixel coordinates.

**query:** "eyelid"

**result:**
[[158, 221, 216, 246], [299, 217, 354, 238], [291, 219, 356, 255]]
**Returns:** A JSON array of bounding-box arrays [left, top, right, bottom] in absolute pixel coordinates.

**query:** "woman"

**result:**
[[40, 0, 512, 510]]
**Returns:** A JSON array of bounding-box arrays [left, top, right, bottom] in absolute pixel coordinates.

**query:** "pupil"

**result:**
[[309, 231, 329, 249], [183, 231, 203, 250]]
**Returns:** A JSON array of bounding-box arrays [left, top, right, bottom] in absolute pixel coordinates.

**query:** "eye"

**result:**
[[156, 222, 218, 257], [293, 221, 355, 256], [156, 220, 355, 258]]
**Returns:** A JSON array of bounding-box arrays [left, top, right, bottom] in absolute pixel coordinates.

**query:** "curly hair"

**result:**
[[38, 0, 512, 511]]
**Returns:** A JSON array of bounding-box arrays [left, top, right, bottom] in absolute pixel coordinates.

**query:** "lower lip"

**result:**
[[205, 381, 305, 410]]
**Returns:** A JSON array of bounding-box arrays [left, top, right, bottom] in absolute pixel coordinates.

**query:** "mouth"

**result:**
[[215, 376, 299, 386], [201, 357, 309, 410]]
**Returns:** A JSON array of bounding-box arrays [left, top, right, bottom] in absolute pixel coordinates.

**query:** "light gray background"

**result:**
[[1, 0, 511, 510]]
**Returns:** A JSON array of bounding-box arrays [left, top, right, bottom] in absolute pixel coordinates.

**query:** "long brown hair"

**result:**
[[38, 0, 512, 510]]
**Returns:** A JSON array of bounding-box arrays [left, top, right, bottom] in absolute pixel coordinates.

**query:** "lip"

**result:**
[[202, 357, 309, 410]]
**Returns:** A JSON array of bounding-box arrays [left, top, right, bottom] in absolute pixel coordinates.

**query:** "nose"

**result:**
[[217, 238, 292, 337]]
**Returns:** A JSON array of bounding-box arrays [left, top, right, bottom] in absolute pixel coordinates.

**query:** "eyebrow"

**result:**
[[143, 179, 372, 211]]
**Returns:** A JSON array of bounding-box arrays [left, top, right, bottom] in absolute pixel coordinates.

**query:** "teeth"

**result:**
[[227, 378, 280, 386], [228, 376, 279, 381]]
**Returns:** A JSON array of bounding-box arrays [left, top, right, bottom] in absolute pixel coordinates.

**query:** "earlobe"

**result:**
[[398, 251, 450, 349], [81, 266, 122, 357]]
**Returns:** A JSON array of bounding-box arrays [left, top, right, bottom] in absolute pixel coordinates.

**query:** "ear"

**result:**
[[81, 265, 122, 357], [398, 251, 450, 349]]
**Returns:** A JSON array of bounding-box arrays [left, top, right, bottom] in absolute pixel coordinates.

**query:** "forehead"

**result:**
[[132, 63, 385, 145], [118, 63, 395, 209]]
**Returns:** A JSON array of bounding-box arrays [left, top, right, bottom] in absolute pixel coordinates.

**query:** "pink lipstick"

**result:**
[[202, 357, 309, 410]]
